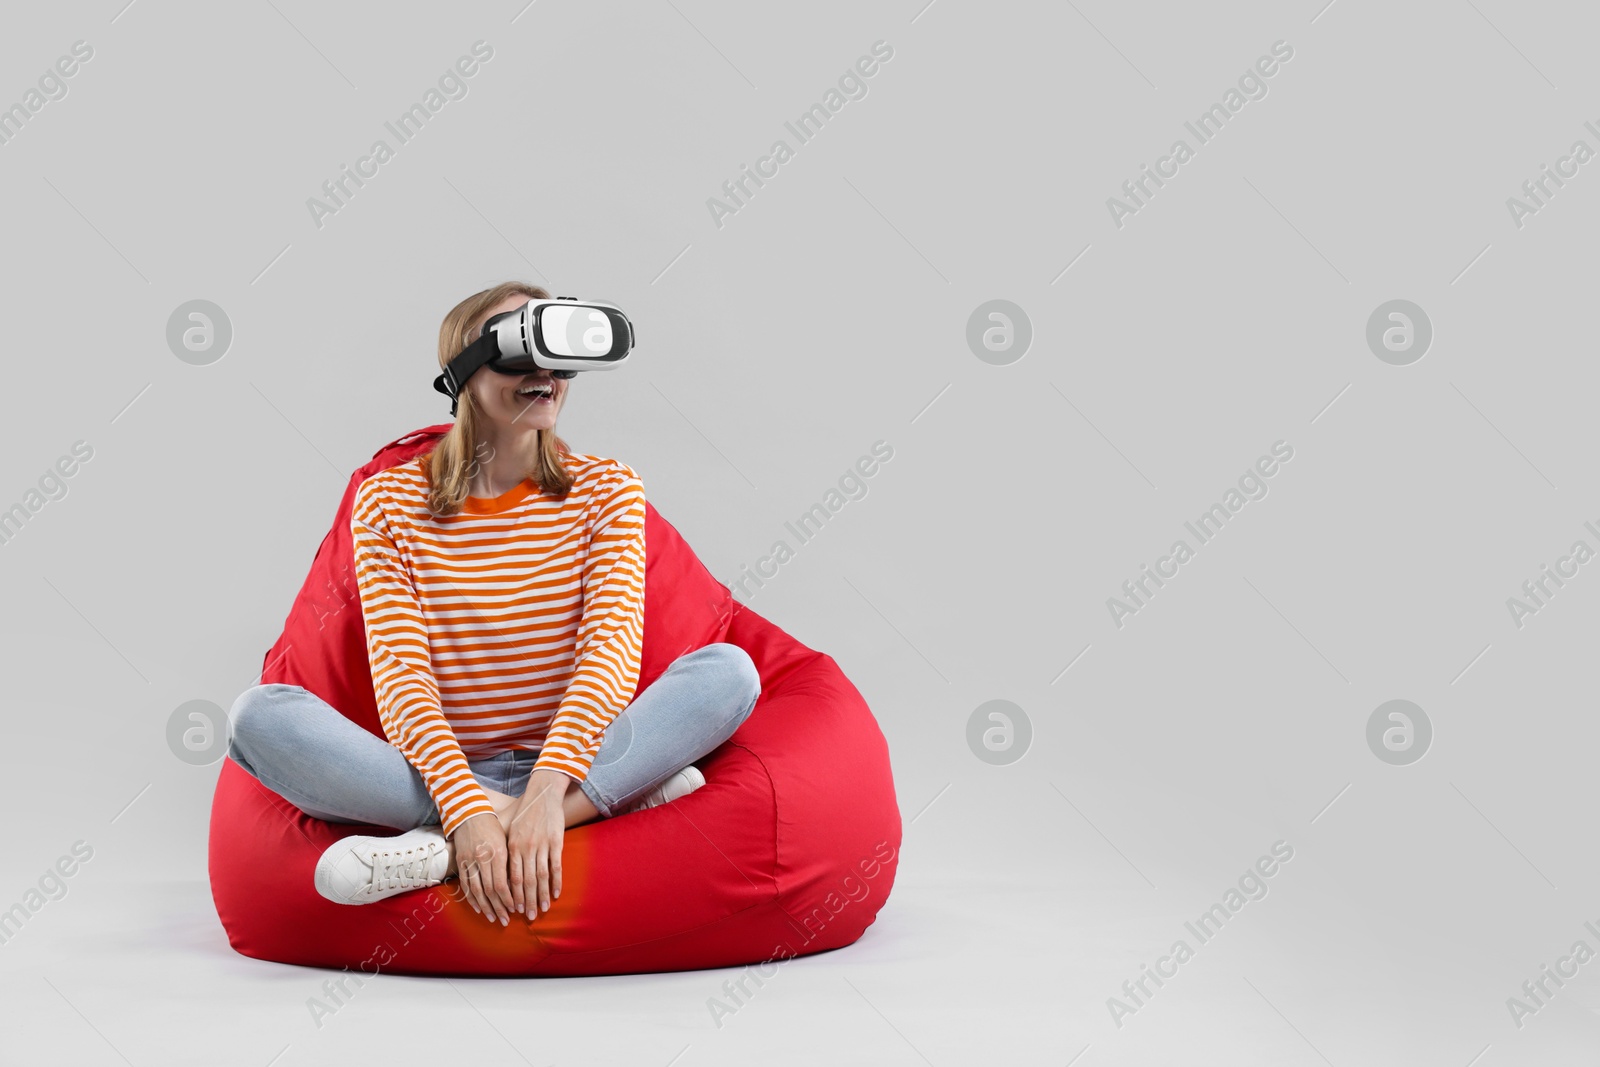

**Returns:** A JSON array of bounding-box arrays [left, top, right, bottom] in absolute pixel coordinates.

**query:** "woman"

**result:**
[[225, 281, 761, 927]]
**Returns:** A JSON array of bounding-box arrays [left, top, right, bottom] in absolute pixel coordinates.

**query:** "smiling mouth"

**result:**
[[516, 381, 555, 402]]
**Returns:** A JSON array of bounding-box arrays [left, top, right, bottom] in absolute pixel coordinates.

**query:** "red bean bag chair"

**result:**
[[207, 425, 902, 976]]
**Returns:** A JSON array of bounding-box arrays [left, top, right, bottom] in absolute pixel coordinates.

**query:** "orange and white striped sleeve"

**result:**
[[532, 465, 647, 784], [351, 476, 494, 838]]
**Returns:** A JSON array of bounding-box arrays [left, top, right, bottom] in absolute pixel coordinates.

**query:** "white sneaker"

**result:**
[[314, 826, 452, 905], [617, 765, 706, 815]]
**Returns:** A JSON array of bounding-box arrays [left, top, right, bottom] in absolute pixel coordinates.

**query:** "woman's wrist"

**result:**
[[523, 768, 570, 806]]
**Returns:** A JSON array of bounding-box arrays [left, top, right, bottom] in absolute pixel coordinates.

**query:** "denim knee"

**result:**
[[225, 683, 302, 768], [700, 642, 761, 727]]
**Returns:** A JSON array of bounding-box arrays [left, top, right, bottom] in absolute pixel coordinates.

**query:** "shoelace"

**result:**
[[368, 841, 445, 894]]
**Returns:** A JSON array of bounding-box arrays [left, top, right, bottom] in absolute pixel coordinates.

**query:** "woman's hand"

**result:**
[[502, 769, 568, 919], [449, 812, 514, 925]]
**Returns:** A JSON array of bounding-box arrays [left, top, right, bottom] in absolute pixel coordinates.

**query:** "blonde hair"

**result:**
[[421, 281, 575, 516]]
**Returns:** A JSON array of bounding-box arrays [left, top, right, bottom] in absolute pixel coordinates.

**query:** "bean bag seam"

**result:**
[[717, 738, 784, 905], [722, 739, 781, 903], [736, 735, 841, 947]]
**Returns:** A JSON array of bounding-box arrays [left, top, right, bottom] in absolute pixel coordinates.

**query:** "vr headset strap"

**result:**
[[432, 332, 500, 417]]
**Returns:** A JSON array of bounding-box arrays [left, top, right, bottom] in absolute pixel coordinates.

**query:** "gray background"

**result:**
[[2, 0, 1597, 1064]]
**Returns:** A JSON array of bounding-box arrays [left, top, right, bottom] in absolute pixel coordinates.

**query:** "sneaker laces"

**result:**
[[368, 840, 445, 895]]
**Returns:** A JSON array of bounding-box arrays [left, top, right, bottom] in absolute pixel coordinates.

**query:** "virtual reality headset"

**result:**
[[433, 296, 634, 415]]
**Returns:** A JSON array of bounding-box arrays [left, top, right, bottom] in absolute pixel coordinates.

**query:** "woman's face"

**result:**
[[463, 293, 569, 432]]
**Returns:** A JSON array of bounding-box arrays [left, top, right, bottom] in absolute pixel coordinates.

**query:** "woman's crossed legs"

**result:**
[[225, 643, 760, 909]]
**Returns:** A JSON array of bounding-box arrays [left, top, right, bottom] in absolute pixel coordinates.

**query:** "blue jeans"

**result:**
[[226, 642, 760, 829]]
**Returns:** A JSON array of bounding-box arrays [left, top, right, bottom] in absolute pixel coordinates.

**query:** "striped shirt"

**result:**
[[350, 450, 646, 836]]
